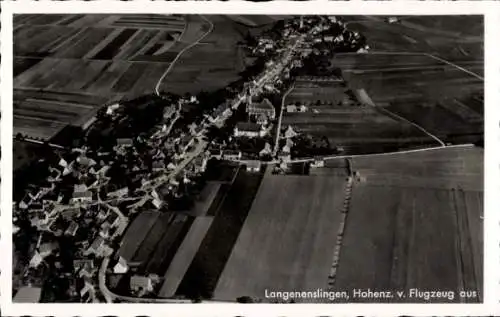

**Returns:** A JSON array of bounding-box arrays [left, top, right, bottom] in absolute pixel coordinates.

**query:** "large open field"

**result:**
[[13, 14, 195, 140], [213, 171, 346, 302], [333, 146, 483, 302]]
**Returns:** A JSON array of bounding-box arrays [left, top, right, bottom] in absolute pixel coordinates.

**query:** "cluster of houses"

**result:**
[[252, 36, 276, 56], [15, 146, 131, 302], [14, 94, 212, 302]]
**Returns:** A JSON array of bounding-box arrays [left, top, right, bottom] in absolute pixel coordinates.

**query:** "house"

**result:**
[[65, 221, 79, 236], [106, 211, 120, 228], [278, 151, 291, 162], [39, 242, 57, 258], [152, 160, 165, 172], [29, 251, 43, 268], [130, 275, 154, 293], [311, 158, 325, 168], [106, 103, 120, 115], [97, 207, 109, 221], [286, 104, 297, 113], [71, 191, 93, 204], [259, 142, 272, 157], [234, 122, 266, 138], [282, 144, 291, 154], [113, 256, 129, 274], [246, 160, 261, 173], [59, 158, 68, 168], [19, 194, 32, 209], [222, 150, 242, 160], [387, 17, 399, 24], [77, 156, 96, 167], [74, 184, 88, 193], [193, 156, 208, 173], [256, 114, 268, 125], [74, 259, 95, 272], [107, 187, 129, 199], [284, 126, 298, 139], [86, 236, 105, 256], [247, 98, 276, 119]]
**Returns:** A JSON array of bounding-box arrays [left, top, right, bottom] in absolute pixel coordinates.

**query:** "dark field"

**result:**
[[176, 168, 265, 299], [332, 146, 483, 302]]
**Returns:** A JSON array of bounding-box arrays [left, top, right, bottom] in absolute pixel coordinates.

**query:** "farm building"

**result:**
[[311, 158, 325, 168], [234, 122, 266, 138], [130, 275, 154, 293], [246, 160, 262, 173], [222, 150, 242, 160], [247, 98, 276, 119]]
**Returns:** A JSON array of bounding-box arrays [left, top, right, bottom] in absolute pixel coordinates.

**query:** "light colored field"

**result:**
[[158, 216, 214, 298], [214, 174, 346, 302], [333, 146, 483, 302]]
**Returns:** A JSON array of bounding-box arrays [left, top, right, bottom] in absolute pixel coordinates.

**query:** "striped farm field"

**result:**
[[13, 14, 192, 139], [331, 146, 483, 302]]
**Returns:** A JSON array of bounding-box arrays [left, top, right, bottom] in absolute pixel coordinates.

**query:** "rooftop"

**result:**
[[236, 122, 262, 133]]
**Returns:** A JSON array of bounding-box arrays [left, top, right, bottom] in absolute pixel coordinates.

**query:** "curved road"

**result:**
[[154, 15, 215, 96], [99, 15, 216, 303]]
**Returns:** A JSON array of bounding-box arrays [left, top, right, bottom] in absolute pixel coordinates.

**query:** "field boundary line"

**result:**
[[335, 50, 484, 81], [320, 144, 473, 161], [424, 53, 484, 81], [154, 15, 214, 96], [273, 85, 294, 156], [374, 105, 446, 147]]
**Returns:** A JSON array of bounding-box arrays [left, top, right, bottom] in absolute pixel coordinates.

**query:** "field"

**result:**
[[13, 14, 195, 140], [176, 168, 264, 299], [117, 210, 160, 263], [342, 16, 483, 145], [213, 171, 346, 302], [333, 146, 483, 302], [159, 15, 269, 94], [158, 216, 214, 298], [344, 15, 483, 62], [333, 53, 483, 145], [227, 15, 287, 27], [282, 81, 433, 153]]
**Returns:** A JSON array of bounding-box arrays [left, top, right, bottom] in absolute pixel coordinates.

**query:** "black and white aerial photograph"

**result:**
[[11, 14, 483, 304]]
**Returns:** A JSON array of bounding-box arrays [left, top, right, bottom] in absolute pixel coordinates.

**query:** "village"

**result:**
[[12, 15, 369, 303]]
